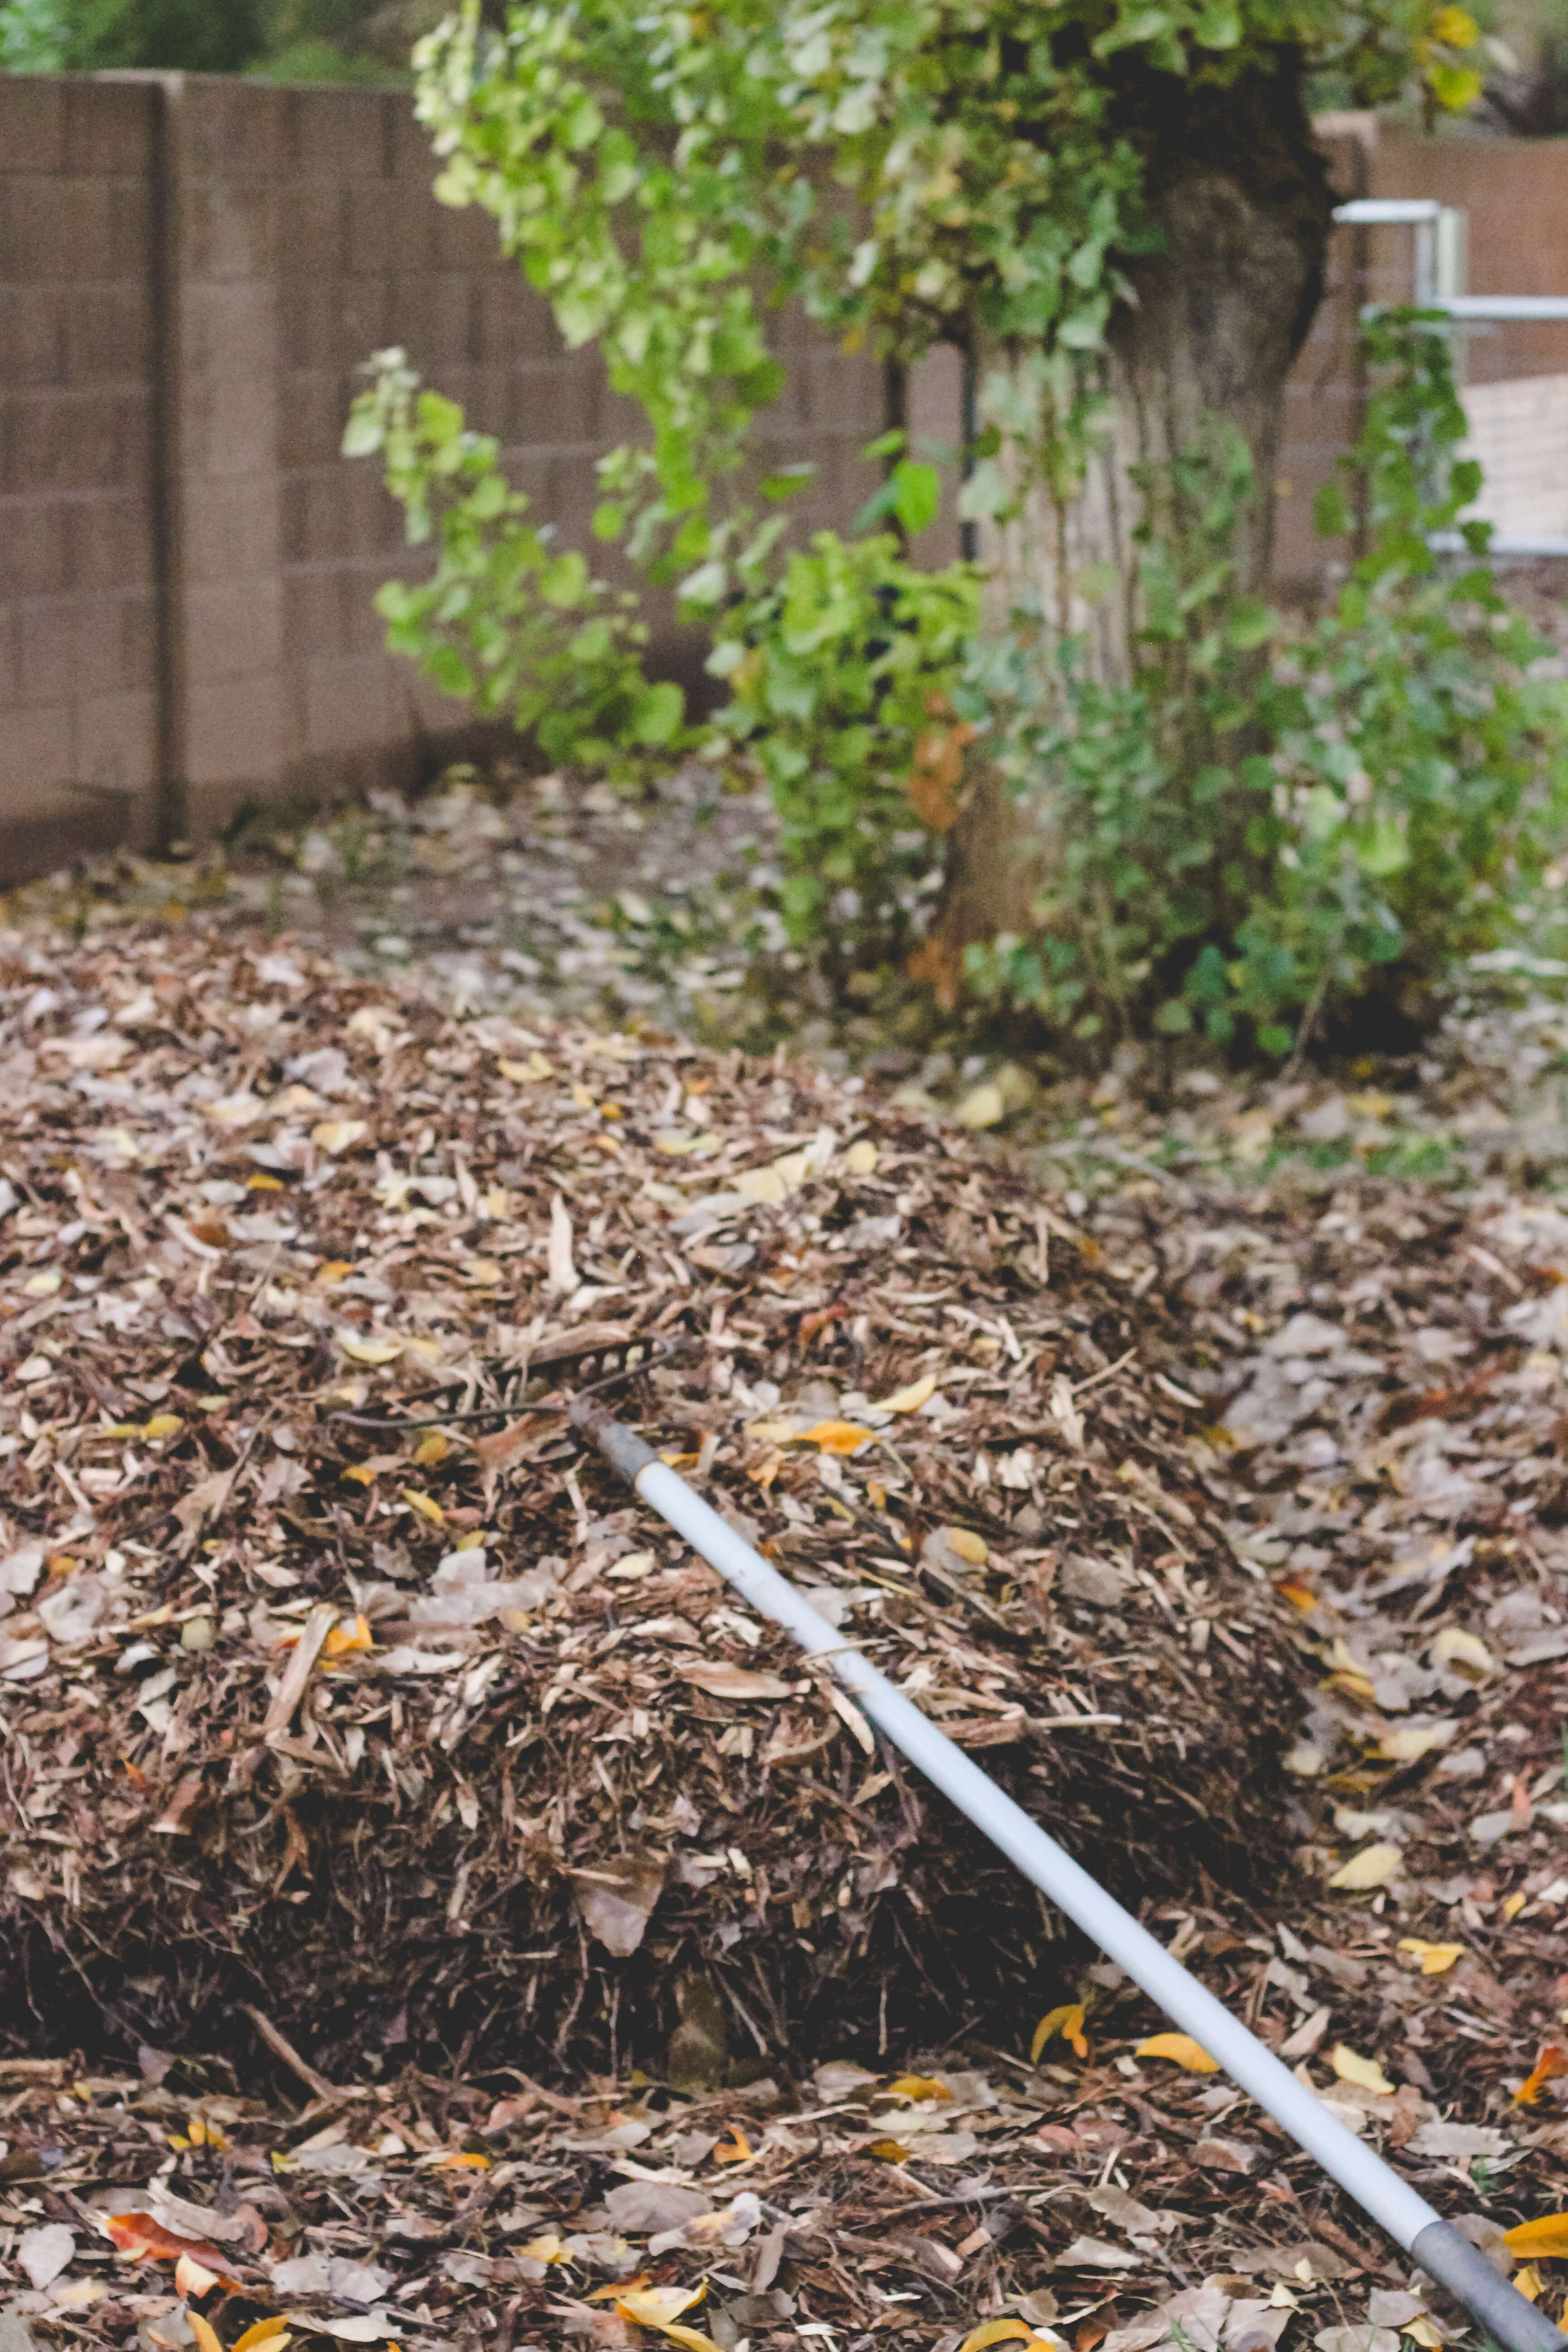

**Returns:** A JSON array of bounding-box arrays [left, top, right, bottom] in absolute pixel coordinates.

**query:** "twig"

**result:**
[[1069, 1344, 1138, 1400], [261, 1601, 337, 1742], [240, 2003, 339, 2102]]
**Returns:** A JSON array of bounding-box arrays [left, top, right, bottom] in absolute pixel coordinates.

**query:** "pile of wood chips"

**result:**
[[0, 922, 1304, 2081]]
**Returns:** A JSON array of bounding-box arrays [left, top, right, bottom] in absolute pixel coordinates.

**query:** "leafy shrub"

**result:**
[[968, 311, 1568, 1058], [708, 517, 979, 959], [345, 352, 685, 769]]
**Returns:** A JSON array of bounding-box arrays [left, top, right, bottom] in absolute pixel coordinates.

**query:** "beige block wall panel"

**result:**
[[74, 689, 157, 796], [186, 672, 289, 788], [0, 702, 74, 797]]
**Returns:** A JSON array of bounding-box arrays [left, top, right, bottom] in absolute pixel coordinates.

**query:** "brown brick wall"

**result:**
[[0, 76, 160, 876], [1, 79, 1566, 878]]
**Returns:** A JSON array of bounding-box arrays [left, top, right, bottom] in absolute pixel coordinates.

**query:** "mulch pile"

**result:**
[[0, 923, 1304, 2082]]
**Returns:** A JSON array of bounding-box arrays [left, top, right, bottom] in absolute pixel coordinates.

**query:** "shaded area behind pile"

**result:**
[[0, 926, 1306, 2078]]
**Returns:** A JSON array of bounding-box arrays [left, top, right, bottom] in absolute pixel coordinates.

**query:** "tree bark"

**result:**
[[933, 60, 1334, 950]]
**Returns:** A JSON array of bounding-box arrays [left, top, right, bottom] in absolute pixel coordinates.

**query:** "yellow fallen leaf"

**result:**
[[843, 1138, 878, 1174], [798, 1420, 875, 1455], [323, 1613, 372, 1659], [1136, 2032, 1219, 2073], [176, 2255, 220, 2303], [498, 1054, 553, 1082], [234, 2321, 293, 2352], [589, 2275, 651, 2301], [1514, 2045, 1568, 2107], [311, 1119, 368, 1154], [866, 2137, 912, 2161], [1377, 1722, 1457, 1762], [872, 1372, 938, 1414], [1504, 2215, 1568, 2259], [402, 1488, 446, 1526], [413, 1432, 449, 1465], [247, 1171, 285, 1191], [1332, 2044, 1394, 2096], [1397, 1938, 1465, 1975], [735, 1164, 789, 1204], [955, 1080, 1005, 1129], [1403, 2321, 1443, 2349], [616, 2286, 705, 2328], [944, 1526, 988, 1565], [885, 2074, 954, 2102], [464, 1259, 504, 1284], [1430, 1625, 1496, 1679], [315, 1260, 353, 1286], [185, 2309, 223, 2352], [713, 2125, 752, 2161], [517, 2232, 570, 2264], [144, 1413, 184, 1440], [960, 2325, 1053, 2352], [656, 1133, 705, 1154], [1032, 2003, 1088, 2062], [342, 1464, 378, 1486], [1328, 1842, 1402, 1891], [341, 1335, 403, 1365], [1501, 1890, 1527, 1924], [1513, 2267, 1545, 2303]]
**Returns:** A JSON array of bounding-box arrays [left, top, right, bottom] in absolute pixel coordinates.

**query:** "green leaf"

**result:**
[[890, 461, 941, 538], [341, 407, 383, 458], [1356, 818, 1411, 877], [678, 560, 728, 608], [1226, 598, 1275, 651], [760, 466, 816, 504], [632, 680, 684, 744]]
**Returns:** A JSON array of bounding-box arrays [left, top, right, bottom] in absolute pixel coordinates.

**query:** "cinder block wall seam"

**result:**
[[97, 69, 190, 854]]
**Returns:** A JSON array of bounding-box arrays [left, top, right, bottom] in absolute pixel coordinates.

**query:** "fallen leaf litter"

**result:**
[[3, 881, 1568, 2352]]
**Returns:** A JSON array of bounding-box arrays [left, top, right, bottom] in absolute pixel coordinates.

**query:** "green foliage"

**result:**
[[0, 0, 428, 75], [709, 530, 980, 953], [57, 0, 271, 69], [967, 312, 1568, 1057], [0, 0, 67, 70], [344, 351, 687, 768], [405, 0, 1480, 598]]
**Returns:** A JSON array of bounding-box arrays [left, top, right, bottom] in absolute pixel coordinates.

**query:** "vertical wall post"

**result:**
[[147, 72, 189, 852]]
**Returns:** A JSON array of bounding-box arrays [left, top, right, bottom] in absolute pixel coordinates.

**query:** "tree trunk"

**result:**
[[935, 61, 1334, 948]]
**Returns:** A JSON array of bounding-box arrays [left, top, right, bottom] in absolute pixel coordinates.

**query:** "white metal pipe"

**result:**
[[1333, 199, 1445, 224], [1437, 295, 1568, 321], [574, 1405, 1560, 2352]]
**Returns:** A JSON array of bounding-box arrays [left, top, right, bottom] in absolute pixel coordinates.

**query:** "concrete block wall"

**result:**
[[0, 76, 162, 877], [0, 71, 890, 875]]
